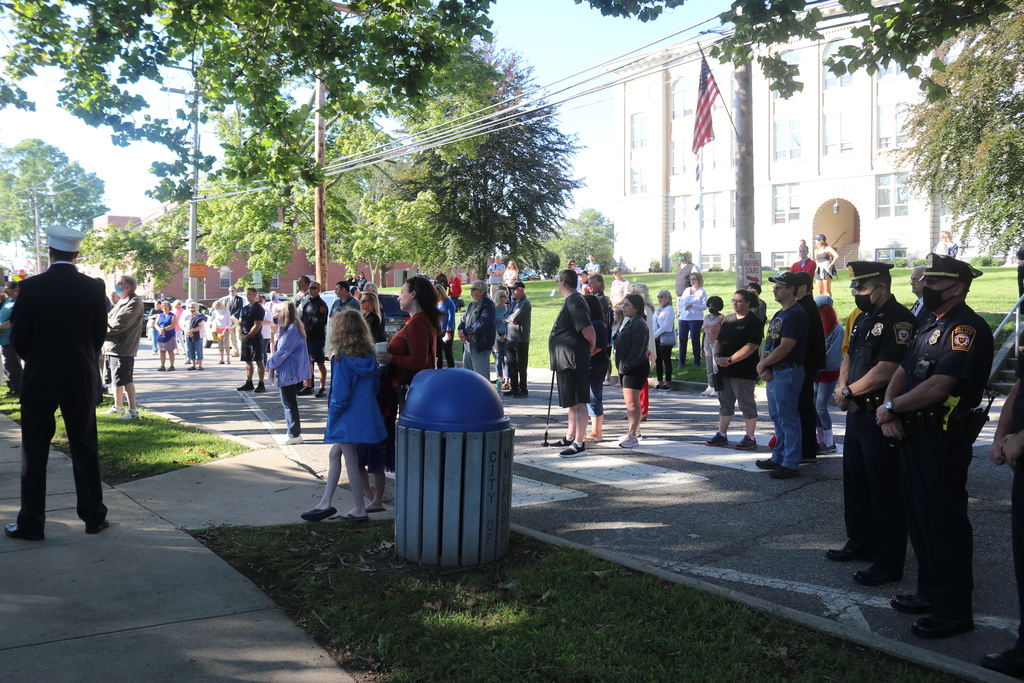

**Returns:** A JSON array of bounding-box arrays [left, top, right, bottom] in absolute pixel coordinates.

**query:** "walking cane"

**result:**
[[541, 371, 556, 446]]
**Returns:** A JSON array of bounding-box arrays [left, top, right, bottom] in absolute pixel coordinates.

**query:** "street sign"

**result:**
[[188, 263, 207, 278], [252, 269, 263, 287], [741, 252, 761, 285]]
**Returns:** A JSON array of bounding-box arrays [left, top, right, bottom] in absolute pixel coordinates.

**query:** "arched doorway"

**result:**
[[812, 199, 860, 268]]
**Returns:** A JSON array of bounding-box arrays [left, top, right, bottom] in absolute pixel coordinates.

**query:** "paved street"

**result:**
[[119, 347, 1019, 674]]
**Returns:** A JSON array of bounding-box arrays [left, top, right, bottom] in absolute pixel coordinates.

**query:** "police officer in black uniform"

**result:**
[[876, 253, 993, 639], [982, 337, 1024, 675], [826, 262, 916, 587]]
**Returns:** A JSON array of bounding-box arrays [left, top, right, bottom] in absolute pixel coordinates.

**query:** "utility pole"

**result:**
[[734, 61, 755, 290], [313, 75, 328, 287], [163, 65, 201, 301]]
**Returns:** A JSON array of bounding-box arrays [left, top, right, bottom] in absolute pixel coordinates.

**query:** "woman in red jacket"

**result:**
[[356, 276, 439, 512]]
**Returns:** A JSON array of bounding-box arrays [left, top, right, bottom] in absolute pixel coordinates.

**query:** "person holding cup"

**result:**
[[355, 276, 439, 512]]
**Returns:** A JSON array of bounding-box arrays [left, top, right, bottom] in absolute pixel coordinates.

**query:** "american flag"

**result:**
[[691, 56, 720, 156]]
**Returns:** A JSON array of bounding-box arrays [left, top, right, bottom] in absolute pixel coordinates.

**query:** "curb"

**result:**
[[139, 406, 266, 451], [510, 523, 1011, 683]]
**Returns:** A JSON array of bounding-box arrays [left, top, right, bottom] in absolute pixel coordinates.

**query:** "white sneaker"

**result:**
[[118, 409, 139, 420], [699, 387, 713, 396], [619, 434, 640, 448], [708, 390, 718, 397], [278, 435, 303, 445], [102, 405, 124, 415]]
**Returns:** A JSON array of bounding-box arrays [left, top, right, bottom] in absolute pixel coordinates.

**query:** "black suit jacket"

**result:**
[[11, 263, 107, 406]]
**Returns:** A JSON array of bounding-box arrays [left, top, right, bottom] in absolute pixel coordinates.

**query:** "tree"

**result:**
[[0, 1, 493, 201], [545, 208, 615, 270], [80, 217, 186, 291], [0, 139, 108, 261], [896, 4, 1024, 252], [406, 48, 582, 273]]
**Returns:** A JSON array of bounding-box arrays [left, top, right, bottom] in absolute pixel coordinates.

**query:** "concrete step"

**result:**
[[990, 381, 1015, 395]]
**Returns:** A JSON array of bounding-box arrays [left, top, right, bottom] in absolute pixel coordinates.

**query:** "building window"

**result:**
[[709, 192, 728, 230], [702, 254, 722, 270], [877, 103, 909, 149], [823, 112, 854, 155], [773, 184, 800, 224], [671, 78, 694, 119], [270, 273, 280, 290], [774, 119, 802, 161], [878, 60, 905, 79], [630, 167, 648, 195], [630, 113, 647, 149], [876, 173, 909, 217], [219, 269, 232, 289], [875, 248, 907, 263], [773, 51, 801, 99], [729, 253, 737, 271], [671, 140, 687, 176], [823, 41, 854, 89], [671, 195, 692, 232], [772, 252, 797, 270]]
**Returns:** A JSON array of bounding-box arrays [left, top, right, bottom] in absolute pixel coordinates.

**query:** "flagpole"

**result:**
[[696, 146, 704, 272]]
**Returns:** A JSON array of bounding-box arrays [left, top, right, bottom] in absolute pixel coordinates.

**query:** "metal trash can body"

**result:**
[[395, 368, 514, 566]]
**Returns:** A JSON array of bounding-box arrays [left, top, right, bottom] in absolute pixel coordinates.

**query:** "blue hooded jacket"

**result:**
[[265, 325, 312, 387], [324, 352, 388, 444]]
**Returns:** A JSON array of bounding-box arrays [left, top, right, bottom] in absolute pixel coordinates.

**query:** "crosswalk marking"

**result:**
[[511, 475, 588, 507], [515, 447, 709, 490]]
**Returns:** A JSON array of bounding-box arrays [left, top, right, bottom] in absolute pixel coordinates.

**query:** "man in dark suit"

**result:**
[[5, 226, 109, 541]]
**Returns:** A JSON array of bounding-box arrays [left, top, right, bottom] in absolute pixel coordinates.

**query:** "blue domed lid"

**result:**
[[399, 368, 510, 432]]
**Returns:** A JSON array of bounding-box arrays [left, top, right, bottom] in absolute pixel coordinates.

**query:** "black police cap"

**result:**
[[846, 261, 893, 288], [923, 253, 982, 282]]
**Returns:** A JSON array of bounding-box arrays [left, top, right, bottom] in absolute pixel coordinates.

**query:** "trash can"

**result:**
[[395, 368, 514, 567]]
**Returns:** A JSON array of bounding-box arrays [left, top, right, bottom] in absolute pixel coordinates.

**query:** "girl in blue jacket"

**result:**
[[301, 309, 387, 523], [265, 302, 312, 444]]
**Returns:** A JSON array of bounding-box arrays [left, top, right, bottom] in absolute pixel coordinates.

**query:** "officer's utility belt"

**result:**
[[853, 393, 884, 412], [901, 393, 993, 443]]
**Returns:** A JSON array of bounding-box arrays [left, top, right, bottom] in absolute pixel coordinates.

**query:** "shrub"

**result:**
[[889, 258, 908, 268], [969, 255, 1003, 268], [649, 259, 664, 273], [709, 267, 724, 272], [911, 258, 928, 266]]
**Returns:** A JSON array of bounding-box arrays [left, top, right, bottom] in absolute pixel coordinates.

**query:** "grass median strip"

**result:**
[[0, 395, 249, 484], [194, 523, 956, 683]]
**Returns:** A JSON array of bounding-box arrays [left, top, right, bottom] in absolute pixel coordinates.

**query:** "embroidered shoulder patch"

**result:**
[[951, 325, 976, 352], [893, 321, 913, 345]]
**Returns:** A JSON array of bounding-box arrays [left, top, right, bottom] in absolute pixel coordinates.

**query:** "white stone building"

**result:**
[[608, 3, 956, 274]]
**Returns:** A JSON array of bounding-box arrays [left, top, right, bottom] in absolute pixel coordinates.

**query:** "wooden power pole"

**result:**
[[313, 75, 328, 287]]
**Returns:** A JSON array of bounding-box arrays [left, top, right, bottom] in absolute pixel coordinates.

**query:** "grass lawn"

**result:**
[[194, 522, 957, 683], [0, 395, 250, 484], [517, 267, 1020, 372]]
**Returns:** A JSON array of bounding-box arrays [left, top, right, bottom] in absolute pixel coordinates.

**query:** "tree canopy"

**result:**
[[0, 139, 107, 259], [896, 3, 1024, 252], [545, 209, 615, 271]]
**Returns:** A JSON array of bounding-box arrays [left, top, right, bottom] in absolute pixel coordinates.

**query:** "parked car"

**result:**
[[520, 270, 541, 281], [318, 292, 409, 342]]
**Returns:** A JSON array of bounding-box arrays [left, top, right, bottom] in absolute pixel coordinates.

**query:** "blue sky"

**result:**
[[0, 0, 729, 223]]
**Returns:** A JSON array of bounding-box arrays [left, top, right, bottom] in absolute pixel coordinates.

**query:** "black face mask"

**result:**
[[853, 293, 876, 313], [921, 286, 950, 312]]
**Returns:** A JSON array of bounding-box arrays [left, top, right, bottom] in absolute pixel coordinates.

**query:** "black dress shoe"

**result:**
[[852, 567, 903, 586], [981, 647, 1024, 677], [824, 544, 876, 562], [503, 391, 514, 396], [911, 616, 973, 639], [5, 522, 44, 541], [85, 521, 109, 535], [890, 594, 933, 614], [513, 392, 529, 398]]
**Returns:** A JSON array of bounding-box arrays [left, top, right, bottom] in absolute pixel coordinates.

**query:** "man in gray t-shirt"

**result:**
[[547, 269, 595, 458]]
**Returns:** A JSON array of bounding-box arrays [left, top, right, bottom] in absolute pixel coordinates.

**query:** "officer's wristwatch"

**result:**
[[884, 400, 896, 414], [841, 386, 852, 398]]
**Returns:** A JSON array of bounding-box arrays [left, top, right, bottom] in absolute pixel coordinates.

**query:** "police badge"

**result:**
[[871, 323, 883, 336], [928, 329, 941, 345]]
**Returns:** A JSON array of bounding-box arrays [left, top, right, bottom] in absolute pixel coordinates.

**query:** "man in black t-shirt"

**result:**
[[793, 271, 826, 464], [547, 269, 596, 458], [299, 281, 329, 397], [237, 286, 267, 393]]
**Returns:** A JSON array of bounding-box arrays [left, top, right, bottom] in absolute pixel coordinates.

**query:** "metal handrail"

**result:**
[[991, 291, 1024, 357]]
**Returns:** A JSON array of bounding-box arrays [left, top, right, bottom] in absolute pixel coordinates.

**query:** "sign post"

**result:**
[[741, 252, 762, 286]]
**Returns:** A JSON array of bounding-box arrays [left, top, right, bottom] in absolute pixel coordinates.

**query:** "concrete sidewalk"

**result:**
[[0, 412, 360, 683]]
